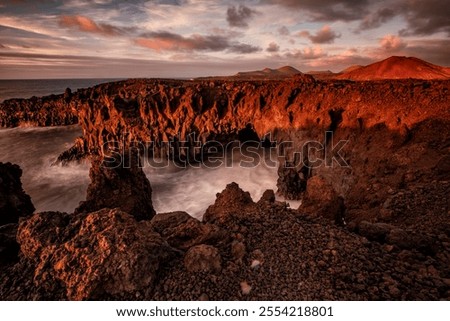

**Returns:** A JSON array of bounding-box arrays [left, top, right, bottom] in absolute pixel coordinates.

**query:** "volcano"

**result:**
[[338, 56, 450, 80]]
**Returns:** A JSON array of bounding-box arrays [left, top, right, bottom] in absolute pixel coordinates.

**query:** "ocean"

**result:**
[[0, 78, 124, 102]]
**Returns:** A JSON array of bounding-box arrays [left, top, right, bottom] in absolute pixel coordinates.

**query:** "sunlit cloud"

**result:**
[[298, 25, 341, 44], [0, 0, 449, 78], [58, 15, 130, 36]]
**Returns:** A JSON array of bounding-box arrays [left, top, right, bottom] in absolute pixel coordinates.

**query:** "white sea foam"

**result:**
[[0, 126, 301, 218]]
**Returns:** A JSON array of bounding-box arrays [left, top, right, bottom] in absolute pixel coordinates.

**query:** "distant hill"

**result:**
[[234, 66, 301, 79], [338, 56, 450, 80], [306, 70, 336, 80], [339, 65, 363, 74]]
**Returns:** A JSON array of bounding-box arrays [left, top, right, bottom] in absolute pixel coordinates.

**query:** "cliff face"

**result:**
[[0, 89, 77, 127], [1, 77, 449, 221], [3, 77, 449, 153]]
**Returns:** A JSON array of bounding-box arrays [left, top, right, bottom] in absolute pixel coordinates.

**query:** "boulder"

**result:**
[[276, 165, 306, 200], [151, 211, 227, 250], [0, 162, 34, 225], [258, 189, 276, 204], [301, 175, 346, 225], [75, 153, 155, 221], [0, 223, 19, 265], [357, 221, 395, 242], [18, 208, 171, 300], [203, 182, 258, 226]]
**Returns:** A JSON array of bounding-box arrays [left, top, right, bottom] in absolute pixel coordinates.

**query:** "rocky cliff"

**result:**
[[1, 76, 449, 222]]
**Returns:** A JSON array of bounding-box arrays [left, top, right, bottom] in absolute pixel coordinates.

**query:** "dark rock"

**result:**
[[386, 228, 437, 255], [53, 137, 89, 165], [301, 175, 346, 225], [0, 223, 19, 265], [0, 162, 34, 225], [150, 211, 192, 233], [184, 244, 222, 273], [151, 212, 227, 250], [258, 189, 276, 204], [276, 164, 306, 200], [17, 208, 171, 300], [64, 88, 72, 103], [357, 221, 395, 242], [203, 182, 258, 226], [75, 153, 155, 221]]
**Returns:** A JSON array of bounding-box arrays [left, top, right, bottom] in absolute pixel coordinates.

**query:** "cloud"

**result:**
[[226, 5, 258, 28], [379, 34, 407, 51], [285, 46, 327, 60], [399, 0, 450, 36], [135, 31, 260, 54], [266, 42, 280, 52], [403, 39, 450, 66], [357, 0, 450, 35], [262, 0, 370, 22], [298, 25, 341, 44], [360, 7, 396, 30], [278, 26, 290, 36], [58, 15, 129, 36]]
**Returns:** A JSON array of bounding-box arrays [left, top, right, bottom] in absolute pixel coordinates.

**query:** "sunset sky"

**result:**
[[0, 0, 449, 79]]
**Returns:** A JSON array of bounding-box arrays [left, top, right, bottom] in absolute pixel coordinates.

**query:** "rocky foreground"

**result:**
[[0, 75, 449, 300], [0, 160, 449, 300]]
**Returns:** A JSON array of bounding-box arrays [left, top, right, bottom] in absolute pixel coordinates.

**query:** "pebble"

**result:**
[[240, 281, 252, 295]]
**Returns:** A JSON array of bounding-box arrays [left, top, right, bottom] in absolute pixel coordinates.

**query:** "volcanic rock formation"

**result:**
[[338, 56, 450, 80], [0, 162, 35, 225], [0, 162, 34, 265], [75, 152, 156, 221]]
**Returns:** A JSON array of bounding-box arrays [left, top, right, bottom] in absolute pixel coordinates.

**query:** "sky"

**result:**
[[0, 0, 449, 79]]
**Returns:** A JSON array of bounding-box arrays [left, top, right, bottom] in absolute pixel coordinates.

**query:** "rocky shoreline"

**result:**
[[1, 166, 449, 300], [0, 76, 449, 300]]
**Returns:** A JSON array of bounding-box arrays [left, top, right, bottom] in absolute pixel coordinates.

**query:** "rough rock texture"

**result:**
[[150, 211, 228, 250], [1, 77, 449, 222], [184, 244, 222, 273], [203, 182, 258, 226], [1, 183, 449, 300], [75, 153, 155, 221], [151, 183, 450, 300], [0, 162, 35, 225], [16, 208, 171, 300], [0, 94, 77, 127], [301, 175, 346, 225]]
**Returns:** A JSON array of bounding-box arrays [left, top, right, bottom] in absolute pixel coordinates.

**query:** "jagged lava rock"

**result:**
[[17, 208, 171, 300], [75, 153, 155, 221], [301, 175, 346, 225], [150, 211, 228, 250], [0, 162, 35, 225], [203, 182, 258, 226]]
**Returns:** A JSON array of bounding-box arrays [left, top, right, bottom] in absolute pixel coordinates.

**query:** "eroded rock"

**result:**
[[75, 153, 155, 221], [0, 162, 35, 225], [301, 175, 346, 225], [17, 208, 171, 300], [203, 182, 258, 226]]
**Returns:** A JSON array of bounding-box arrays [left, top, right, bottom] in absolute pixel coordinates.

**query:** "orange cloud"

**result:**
[[58, 15, 124, 36], [380, 34, 407, 51]]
